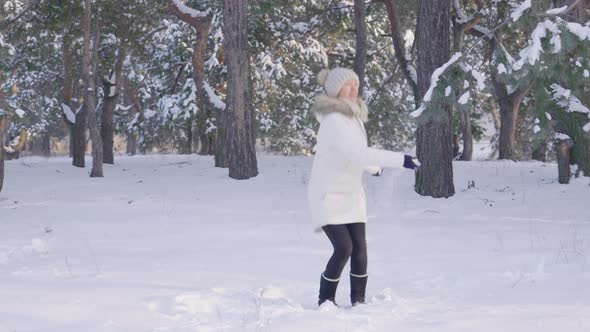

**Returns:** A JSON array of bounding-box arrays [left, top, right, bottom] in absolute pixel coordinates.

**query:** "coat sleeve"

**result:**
[[319, 114, 405, 169]]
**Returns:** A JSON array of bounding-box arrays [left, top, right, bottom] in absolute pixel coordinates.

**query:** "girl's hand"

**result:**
[[403, 155, 420, 170]]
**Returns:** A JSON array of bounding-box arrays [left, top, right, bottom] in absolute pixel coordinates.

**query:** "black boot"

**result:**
[[350, 273, 368, 306], [318, 273, 339, 306]]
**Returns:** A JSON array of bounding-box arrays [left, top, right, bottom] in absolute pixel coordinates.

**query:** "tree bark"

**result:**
[[353, 0, 367, 95], [215, 106, 227, 167], [415, 0, 455, 198], [383, 0, 420, 108], [557, 138, 574, 184], [452, 2, 473, 161], [0, 116, 6, 193], [555, 111, 590, 176], [532, 139, 548, 162], [126, 132, 137, 155], [184, 116, 194, 154], [72, 108, 87, 167], [83, 0, 103, 177], [168, 0, 213, 156], [101, 33, 127, 164], [71, 25, 87, 167], [551, 0, 590, 176], [223, 0, 258, 179], [123, 77, 138, 156], [194, 19, 213, 155], [489, 36, 528, 161], [30, 134, 51, 157], [497, 91, 520, 160], [458, 110, 473, 160], [63, 32, 75, 159]]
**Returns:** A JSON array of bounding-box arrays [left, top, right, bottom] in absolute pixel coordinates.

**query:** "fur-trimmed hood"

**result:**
[[311, 94, 369, 123]]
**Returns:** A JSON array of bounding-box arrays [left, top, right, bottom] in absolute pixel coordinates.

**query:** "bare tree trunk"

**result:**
[[215, 107, 227, 167], [43, 134, 51, 157], [168, 0, 213, 156], [63, 32, 75, 159], [0, 115, 6, 193], [194, 20, 213, 155], [123, 77, 138, 156], [126, 132, 137, 155], [452, 6, 473, 161], [489, 32, 529, 160], [353, 0, 367, 95], [101, 33, 127, 164], [383, 0, 420, 107], [490, 105, 500, 131], [83, 0, 103, 177], [71, 34, 86, 168], [551, 0, 590, 176], [452, 133, 460, 158], [415, 0, 455, 198], [497, 92, 519, 160], [459, 110, 473, 160], [223, 0, 258, 179], [184, 116, 194, 154], [557, 138, 574, 184], [555, 111, 590, 176], [30, 134, 51, 157], [72, 109, 87, 167], [532, 136, 548, 162]]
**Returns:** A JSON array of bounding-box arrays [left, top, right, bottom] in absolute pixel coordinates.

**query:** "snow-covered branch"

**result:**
[[411, 52, 463, 118], [203, 82, 225, 110], [168, 0, 211, 24], [510, 0, 531, 22]]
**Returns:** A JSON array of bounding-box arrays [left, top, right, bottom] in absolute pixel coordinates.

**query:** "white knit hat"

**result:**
[[317, 68, 359, 97]]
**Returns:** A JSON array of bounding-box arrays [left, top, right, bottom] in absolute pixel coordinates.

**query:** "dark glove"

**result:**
[[403, 155, 420, 170]]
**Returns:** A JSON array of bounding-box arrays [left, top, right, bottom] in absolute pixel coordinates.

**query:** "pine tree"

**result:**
[[82, 0, 103, 177], [414, 0, 455, 198], [223, 0, 258, 179]]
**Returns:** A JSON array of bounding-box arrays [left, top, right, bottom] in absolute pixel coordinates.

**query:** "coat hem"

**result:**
[[314, 219, 368, 233]]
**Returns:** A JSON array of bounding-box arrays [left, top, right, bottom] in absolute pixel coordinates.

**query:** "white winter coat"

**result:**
[[307, 95, 405, 233]]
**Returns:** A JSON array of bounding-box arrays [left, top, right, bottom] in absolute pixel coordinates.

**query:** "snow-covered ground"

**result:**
[[1, 154, 589, 332]]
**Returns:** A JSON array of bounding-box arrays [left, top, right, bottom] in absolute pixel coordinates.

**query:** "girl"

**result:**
[[307, 68, 419, 306]]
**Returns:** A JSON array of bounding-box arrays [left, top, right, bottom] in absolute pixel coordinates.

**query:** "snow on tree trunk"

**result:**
[[489, 36, 528, 161], [62, 33, 75, 159], [550, 0, 590, 177], [71, 25, 87, 167], [383, 0, 420, 108], [83, 0, 103, 178], [223, 0, 258, 180], [353, 0, 367, 96], [102, 33, 127, 164], [415, 0, 455, 198], [168, 0, 214, 156], [194, 19, 213, 156]]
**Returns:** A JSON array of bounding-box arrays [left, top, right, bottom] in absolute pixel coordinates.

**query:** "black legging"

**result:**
[[322, 223, 367, 280]]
